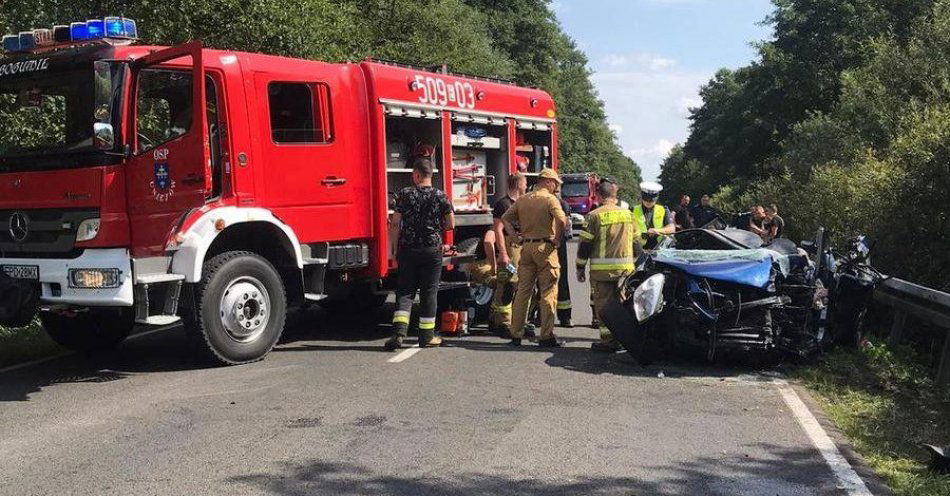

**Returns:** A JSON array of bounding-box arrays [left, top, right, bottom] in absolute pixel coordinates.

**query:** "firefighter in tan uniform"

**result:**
[[489, 173, 528, 336], [502, 169, 569, 347], [576, 179, 638, 352]]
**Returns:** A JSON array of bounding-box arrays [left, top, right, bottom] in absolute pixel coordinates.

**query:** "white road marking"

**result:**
[[0, 324, 176, 375], [387, 346, 422, 363], [778, 385, 873, 496]]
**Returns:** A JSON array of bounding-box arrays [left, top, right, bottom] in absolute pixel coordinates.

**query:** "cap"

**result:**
[[640, 181, 663, 196], [539, 168, 563, 185]]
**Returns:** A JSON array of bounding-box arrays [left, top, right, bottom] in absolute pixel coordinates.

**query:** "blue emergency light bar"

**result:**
[[2, 16, 138, 55]]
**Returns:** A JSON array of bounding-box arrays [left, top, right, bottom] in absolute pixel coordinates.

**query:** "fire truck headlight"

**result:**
[[69, 268, 121, 289], [76, 218, 101, 242]]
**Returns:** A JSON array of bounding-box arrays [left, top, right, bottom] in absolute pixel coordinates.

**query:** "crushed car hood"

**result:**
[[654, 249, 775, 289]]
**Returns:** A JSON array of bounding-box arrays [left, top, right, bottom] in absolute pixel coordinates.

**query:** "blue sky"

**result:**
[[552, 0, 774, 181]]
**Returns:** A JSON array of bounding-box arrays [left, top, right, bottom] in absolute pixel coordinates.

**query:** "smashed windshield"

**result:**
[[561, 181, 590, 198]]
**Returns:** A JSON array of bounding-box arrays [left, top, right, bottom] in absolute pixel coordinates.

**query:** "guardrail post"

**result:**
[[888, 310, 907, 347], [937, 333, 950, 386]]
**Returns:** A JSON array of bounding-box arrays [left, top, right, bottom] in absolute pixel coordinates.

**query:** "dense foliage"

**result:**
[[661, 0, 949, 291], [0, 0, 639, 189]]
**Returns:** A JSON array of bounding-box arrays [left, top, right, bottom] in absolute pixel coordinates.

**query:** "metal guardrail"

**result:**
[[874, 277, 950, 385]]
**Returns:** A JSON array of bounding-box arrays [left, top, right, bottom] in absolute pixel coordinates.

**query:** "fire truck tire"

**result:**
[[40, 308, 133, 352], [186, 251, 287, 365]]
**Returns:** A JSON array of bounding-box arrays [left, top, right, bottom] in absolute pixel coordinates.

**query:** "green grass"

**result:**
[[797, 341, 950, 496], [0, 319, 64, 368]]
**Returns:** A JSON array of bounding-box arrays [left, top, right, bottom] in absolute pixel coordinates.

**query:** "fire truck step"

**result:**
[[304, 293, 328, 302], [133, 279, 183, 326], [134, 273, 185, 284], [137, 315, 182, 326]]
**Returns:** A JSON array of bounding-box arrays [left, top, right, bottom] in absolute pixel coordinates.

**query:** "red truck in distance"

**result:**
[[560, 173, 598, 227], [0, 19, 559, 364]]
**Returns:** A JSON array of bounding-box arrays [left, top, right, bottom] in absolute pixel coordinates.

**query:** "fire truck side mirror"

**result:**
[[93, 122, 115, 150]]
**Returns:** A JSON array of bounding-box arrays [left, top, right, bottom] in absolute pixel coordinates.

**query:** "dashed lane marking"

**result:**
[[779, 385, 873, 496], [387, 346, 422, 363]]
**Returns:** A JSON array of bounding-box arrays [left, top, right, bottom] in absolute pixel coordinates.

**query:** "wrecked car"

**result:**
[[602, 228, 882, 362]]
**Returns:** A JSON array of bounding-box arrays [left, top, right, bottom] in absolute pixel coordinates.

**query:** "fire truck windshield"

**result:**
[[561, 181, 590, 198], [0, 64, 107, 171]]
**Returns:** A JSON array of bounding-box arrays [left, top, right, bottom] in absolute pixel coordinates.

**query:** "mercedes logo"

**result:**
[[8, 212, 29, 243]]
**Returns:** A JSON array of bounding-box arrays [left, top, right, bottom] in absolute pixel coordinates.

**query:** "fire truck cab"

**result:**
[[0, 23, 558, 364]]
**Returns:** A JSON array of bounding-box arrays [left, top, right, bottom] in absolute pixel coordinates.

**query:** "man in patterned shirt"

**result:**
[[385, 158, 455, 351]]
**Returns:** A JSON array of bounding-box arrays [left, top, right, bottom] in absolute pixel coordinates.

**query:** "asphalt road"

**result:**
[[0, 243, 886, 495]]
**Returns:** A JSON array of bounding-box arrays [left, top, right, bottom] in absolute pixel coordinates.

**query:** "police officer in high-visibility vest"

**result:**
[[633, 181, 675, 250], [502, 168, 569, 347], [576, 179, 638, 352]]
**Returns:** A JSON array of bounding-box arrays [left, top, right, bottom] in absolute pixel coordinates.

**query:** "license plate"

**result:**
[[1, 265, 39, 281]]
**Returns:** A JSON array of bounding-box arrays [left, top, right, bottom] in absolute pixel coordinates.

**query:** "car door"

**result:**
[[254, 70, 353, 241], [125, 42, 210, 257]]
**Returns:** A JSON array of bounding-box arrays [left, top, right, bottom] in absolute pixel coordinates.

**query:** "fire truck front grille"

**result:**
[[0, 208, 99, 259]]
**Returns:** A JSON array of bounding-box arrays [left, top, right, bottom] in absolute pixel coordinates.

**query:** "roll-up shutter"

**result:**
[[383, 104, 441, 119], [515, 120, 552, 131], [451, 112, 507, 126]]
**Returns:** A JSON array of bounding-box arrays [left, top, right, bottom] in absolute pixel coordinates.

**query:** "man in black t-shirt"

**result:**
[[765, 204, 786, 241], [690, 194, 721, 228], [385, 158, 455, 351], [672, 194, 693, 231]]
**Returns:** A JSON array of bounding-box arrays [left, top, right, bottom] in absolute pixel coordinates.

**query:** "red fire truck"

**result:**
[[0, 19, 559, 364]]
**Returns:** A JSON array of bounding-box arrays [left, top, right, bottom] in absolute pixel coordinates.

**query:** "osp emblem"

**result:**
[[150, 162, 176, 202], [8, 211, 29, 243]]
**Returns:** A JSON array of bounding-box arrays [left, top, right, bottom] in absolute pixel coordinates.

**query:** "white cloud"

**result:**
[[649, 57, 676, 70], [632, 139, 676, 161], [591, 69, 712, 181], [603, 54, 629, 67], [600, 52, 677, 71]]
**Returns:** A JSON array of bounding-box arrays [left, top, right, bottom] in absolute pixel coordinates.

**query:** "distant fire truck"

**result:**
[[0, 18, 559, 364]]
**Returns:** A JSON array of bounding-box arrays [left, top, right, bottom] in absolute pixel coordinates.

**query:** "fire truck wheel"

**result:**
[[40, 308, 133, 352], [187, 251, 287, 365]]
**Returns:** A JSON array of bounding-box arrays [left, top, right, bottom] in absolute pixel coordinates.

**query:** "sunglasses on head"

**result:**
[[599, 176, 617, 185]]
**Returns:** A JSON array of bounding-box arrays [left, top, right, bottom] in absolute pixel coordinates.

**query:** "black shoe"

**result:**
[[589, 319, 601, 329], [538, 338, 563, 348], [559, 319, 574, 328], [591, 341, 622, 353], [507, 339, 522, 347], [384, 336, 403, 352]]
